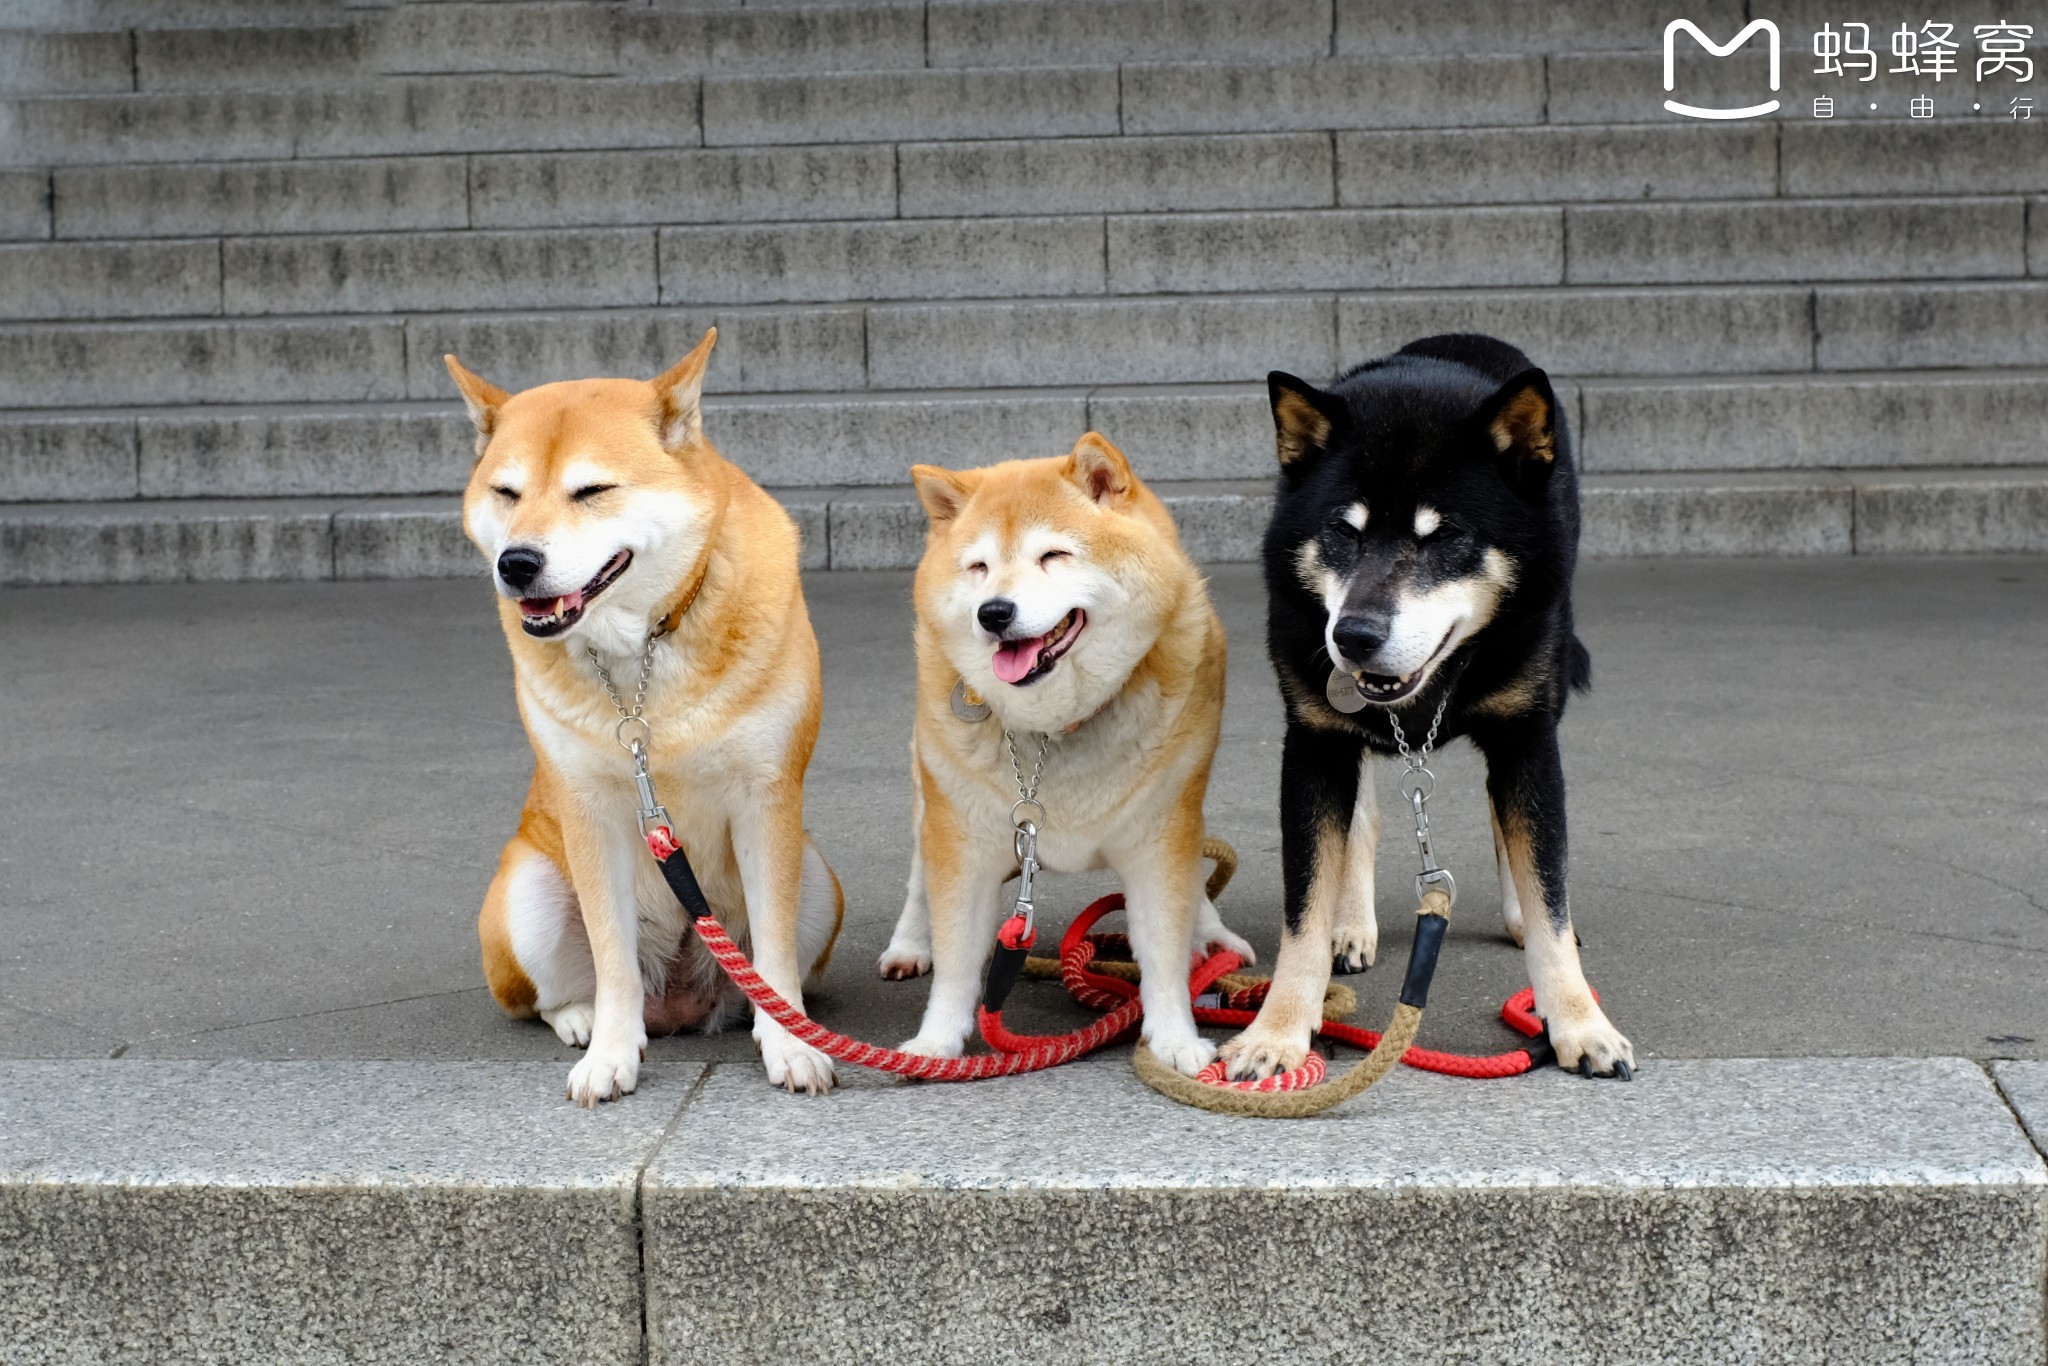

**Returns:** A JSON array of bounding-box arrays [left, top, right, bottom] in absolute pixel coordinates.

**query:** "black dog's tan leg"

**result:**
[[1480, 722, 1634, 1078], [1220, 724, 1364, 1080], [1330, 757, 1379, 973], [1489, 796, 1525, 947]]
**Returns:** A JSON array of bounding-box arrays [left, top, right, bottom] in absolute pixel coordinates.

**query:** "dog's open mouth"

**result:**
[[518, 550, 632, 638], [1353, 630, 1453, 706], [992, 609, 1086, 687]]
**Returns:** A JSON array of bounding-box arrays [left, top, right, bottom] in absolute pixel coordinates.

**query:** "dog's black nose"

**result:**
[[977, 598, 1017, 634], [1332, 612, 1391, 663], [497, 546, 545, 592]]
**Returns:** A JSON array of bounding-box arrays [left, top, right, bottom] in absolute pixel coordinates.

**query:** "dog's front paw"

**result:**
[[542, 1001, 595, 1048], [566, 1039, 643, 1107], [1217, 1021, 1313, 1080], [1549, 1013, 1636, 1081], [877, 941, 932, 980], [1331, 923, 1377, 975], [1145, 1029, 1218, 1077], [759, 1028, 836, 1095]]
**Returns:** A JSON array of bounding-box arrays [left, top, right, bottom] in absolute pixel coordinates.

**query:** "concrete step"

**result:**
[[0, 75, 704, 167], [8, 466, 2047, 584], [0, 304, 869, 407], [20, 124, 2046, 246], [5, 201, 2039, 322], [11, 369, 2047, 503], [9, 52, 2045, 174], [0, 27, 136, 95], [0, 0, 1772, 101], [0, 55, 1559, 166], [2, 1057, 2044, 1363], [9, 281, 2048, 410], [0, 0, 339, 27]]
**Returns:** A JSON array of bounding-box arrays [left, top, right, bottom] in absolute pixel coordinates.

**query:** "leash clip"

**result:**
[[627, 738, 671, 838], [1005, 813, 1041, 947]]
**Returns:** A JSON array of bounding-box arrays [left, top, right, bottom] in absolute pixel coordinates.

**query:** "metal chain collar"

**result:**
[[1390, 692, 1457, 908], [590, 632, 669, 837], [1003, 729, 1052, 942]]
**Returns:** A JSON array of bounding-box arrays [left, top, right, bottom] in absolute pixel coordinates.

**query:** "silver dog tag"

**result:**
[[1325, 669, 1368, 714], [951, 679, 992, 723]]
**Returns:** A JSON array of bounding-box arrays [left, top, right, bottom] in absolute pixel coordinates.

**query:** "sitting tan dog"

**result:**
[[450, 329, 843, 1104], [880, 434, 1252, 1075]]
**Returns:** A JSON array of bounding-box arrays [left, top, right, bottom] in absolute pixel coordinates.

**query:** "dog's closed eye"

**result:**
[[571, 483, 617, 502], [492, 485, 520, 502], [1040, 549, 1070, 567]]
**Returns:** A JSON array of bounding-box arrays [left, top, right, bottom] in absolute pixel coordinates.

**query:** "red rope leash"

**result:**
[[676, 843, 1550, 1087], [691, 908, 1141, 1080]]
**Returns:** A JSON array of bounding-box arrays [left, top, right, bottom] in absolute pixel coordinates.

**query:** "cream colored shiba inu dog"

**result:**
[[879, 434, 1252, 1075], [449, 329, 843, 1105]]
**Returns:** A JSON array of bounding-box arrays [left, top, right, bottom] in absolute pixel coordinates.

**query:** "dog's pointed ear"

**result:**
[[1268, 372, 1342, 473], [1478, 368, 1558, 490], [444, 355, 509, 458], [1064, 432, 1134, 508], [911, 464, 976, 525], [651, 327, 717, 452]]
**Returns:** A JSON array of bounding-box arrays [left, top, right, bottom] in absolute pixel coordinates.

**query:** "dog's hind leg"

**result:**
[[1219, 724, 1365, 1080], [879, 762, 934, 979], [479, 837, 598, 1048], [1490, 796, 1525, 947], [1478, 721, 1635, 1079], [1330, 758, 1379, 974], [1191, 892, 1254, 966], [800, 835, 846, 980]]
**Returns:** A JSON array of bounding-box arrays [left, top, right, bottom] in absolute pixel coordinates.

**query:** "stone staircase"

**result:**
[[1, 0, 2043, 584]]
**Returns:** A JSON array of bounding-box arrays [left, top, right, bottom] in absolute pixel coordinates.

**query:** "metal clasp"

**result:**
[[627, 738, 670, 837], [1010, 804, 1044, 942], [1402, 762, 1456, 908]]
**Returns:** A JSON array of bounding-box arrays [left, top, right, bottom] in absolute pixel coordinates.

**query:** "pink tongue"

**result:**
[[992, 636, 1045, 684]]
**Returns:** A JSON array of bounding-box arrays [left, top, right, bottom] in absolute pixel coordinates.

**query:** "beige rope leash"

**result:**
[[1130, 887, 1450, 1118]]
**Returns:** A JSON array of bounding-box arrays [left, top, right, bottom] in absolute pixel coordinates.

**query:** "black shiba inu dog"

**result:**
[[1218, 333, 1635, 1082]]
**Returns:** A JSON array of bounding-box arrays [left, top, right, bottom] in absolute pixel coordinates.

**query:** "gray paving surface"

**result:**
[[0, 1060, 693, 1364], [642, 1057, 2048, 1364], [6, 1056, 2042, 1365], [1, 555, 2044, 1069]]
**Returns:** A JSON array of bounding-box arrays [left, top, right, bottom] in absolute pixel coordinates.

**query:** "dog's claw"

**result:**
[[1579, 1056, 1594, 1079], [1613, 1059, 1633, 1082], [1331, 953, 1367, 976]]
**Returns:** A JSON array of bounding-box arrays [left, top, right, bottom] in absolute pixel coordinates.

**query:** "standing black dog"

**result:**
[[1218, 333, 1635, 1081]]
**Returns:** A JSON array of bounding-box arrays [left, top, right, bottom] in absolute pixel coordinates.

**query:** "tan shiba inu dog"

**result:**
[[879, 434, 1253, 1075], [450, 329, 843, 1105]]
